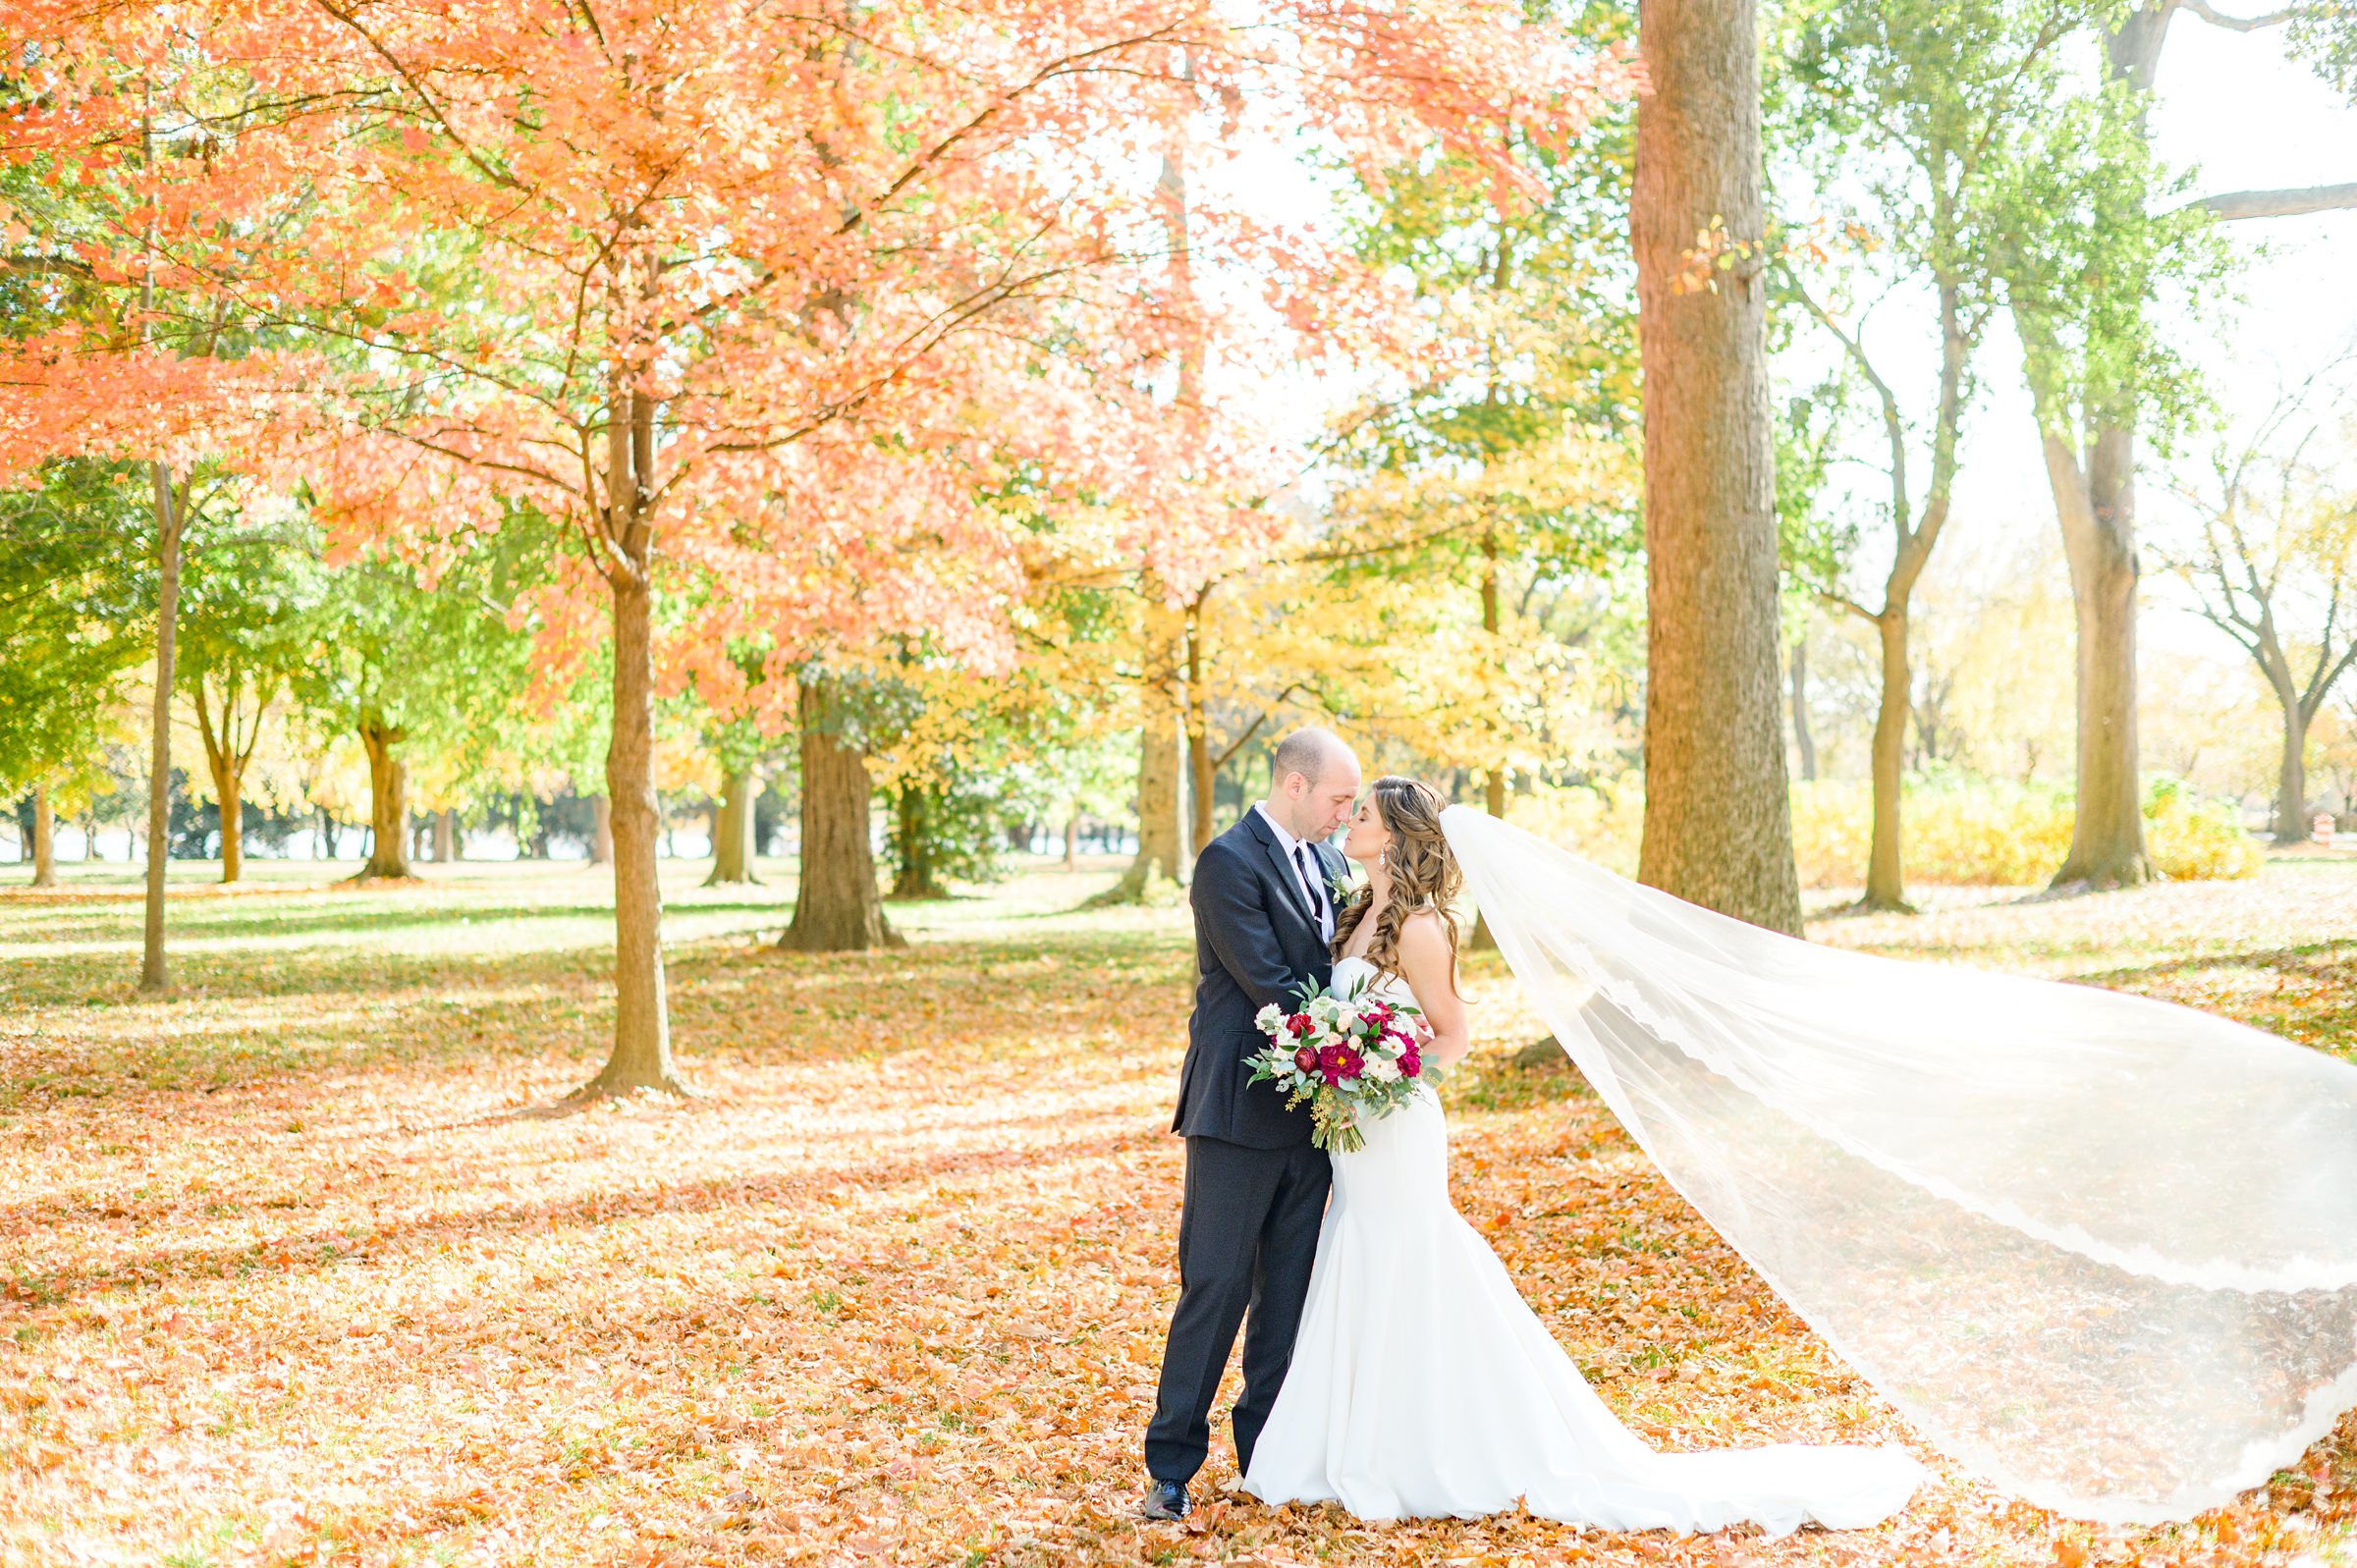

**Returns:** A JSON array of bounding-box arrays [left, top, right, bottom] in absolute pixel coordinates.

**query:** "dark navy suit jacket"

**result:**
[[1173, 811, 1344, 1148]]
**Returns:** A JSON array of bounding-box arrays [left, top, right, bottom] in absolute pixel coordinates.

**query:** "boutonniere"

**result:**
[[1326, 866, 1359, 908]]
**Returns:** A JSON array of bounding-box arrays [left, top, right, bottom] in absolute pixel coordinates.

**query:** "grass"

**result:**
[[1, 850, 2354, 1566]]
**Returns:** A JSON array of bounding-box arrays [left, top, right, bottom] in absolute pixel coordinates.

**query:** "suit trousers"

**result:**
[[1143, 1135, 1332, 1484]]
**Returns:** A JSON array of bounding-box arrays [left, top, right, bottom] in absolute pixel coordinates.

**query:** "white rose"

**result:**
[[1254, 1004, 1284, 1033]]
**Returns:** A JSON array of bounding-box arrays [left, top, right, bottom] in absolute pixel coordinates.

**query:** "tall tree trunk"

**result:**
[[889, 781, 948, 899], [580, 569, 685, 1095], [1122, 112, 1204, 900], [1790, 636, 1818, 782], [196, 694, 236, 884], [2276, 683, 2312, 845], [576, 266, 693, 1096], [1112, 712, 1184, 898], [349, 712, 405, 872], [1063, 813, 1079, 870], [781, 676, 900, 950], [434, 807, 458, 863], [1789, 162, 1966, 915], [1185, 600, 1215, 860], [1479, 531, 1506, 816], [1863, 613, 1912, 910], [2007, 9, 2184, 891], [29, 784, 55, 889], [1466, 770, 1509, 951], [215, 762, 244, 884], [1469, 528, 1507, 950], [1107, 599, 1187, 901], [2047, 427, 2155, 887], [1630, 0, 1801, 935], [1186, 693, 1214, 860], [705, 765, 760, 885], [590, 793, 614, 865], [140, 461, 179, 994], [192, 674, 273, 888]]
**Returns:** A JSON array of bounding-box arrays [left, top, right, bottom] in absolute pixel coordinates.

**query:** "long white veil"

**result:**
[[1440, 804, 2357, 1524]]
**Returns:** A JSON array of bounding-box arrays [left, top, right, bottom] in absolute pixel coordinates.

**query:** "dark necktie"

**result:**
[[1293, 843, 1324, 934]]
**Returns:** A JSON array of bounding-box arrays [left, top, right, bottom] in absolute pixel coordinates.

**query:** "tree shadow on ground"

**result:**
[[0, 895, 795, 948], [2065, 938, 2357, 1051], [4, 926, 1193, 1100], [2, 1120, 1156, 1308]]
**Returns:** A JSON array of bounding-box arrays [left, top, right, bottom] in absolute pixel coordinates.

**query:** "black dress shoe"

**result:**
[[1140, 1478, 1190, 1520]]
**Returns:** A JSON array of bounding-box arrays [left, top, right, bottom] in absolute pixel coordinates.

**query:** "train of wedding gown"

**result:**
[[1242, 956, 1923, 1535], [1439, 804, 2357, 1524]]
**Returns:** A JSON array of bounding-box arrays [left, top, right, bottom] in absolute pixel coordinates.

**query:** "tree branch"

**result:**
[[1211, 685, 1311, 771], [2178, 0, 2292, 30], [305, 0, 526, 192], [0, 254, 95, 278], [237, 676, 279, 771], [1814, 588, 1880, 625], [2183, 183, 2357, 221], [192, 679, 226, 782], [2307, 640, 2357, 721], [1782, 266, 1910, 540]]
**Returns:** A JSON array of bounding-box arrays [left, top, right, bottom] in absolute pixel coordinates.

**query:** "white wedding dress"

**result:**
[[1241, 954, 1924, 1536]]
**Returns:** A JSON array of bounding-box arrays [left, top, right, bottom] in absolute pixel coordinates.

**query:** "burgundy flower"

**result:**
[[1288, 1012, 1313, 1037], [1400, 1048, 1422, 1078], [1334, 1046, 1364, 1080], [1292, 1045, 1318, 1074]]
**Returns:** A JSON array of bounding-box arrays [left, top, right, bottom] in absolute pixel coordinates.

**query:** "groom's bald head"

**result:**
[[1271, 727, 1348, 786], [1267, 727, 1361, 839]]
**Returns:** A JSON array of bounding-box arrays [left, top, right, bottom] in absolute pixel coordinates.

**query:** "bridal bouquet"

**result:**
[[1248, 975, 1428, 1153]]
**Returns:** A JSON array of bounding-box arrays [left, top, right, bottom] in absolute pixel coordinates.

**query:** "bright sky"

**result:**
[[1836, 16, 2357, 660]]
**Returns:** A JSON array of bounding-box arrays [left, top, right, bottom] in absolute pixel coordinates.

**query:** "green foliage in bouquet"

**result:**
[[1248, 974, 1432, 1155]]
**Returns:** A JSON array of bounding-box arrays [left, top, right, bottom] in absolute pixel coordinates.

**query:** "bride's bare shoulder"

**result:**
[[1396, 907, 1452, 955], [1393, 912, 1462, 1006]]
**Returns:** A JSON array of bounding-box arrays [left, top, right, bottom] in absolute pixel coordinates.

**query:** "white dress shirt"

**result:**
[[1255, 803, 1334, 944]]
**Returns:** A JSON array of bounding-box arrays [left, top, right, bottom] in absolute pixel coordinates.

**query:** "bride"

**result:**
[[1241, 776, 1924, 1534]]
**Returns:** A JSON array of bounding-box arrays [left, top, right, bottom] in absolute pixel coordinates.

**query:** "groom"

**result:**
[[1141, 727, 1361, 1521]]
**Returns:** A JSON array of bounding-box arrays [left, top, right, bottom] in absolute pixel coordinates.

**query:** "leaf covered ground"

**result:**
[[5, 853, 2357, 1567]]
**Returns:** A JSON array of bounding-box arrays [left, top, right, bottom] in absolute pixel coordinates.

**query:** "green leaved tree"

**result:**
[[1772, 0, 2100, 910], [0, 462, 153, 885]]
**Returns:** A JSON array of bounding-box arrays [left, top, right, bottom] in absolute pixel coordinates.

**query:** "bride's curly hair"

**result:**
[[1331, 776, 1463, 979]]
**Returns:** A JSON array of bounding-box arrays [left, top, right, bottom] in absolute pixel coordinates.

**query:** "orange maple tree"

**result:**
[[1, 0, 1636, 1098]]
